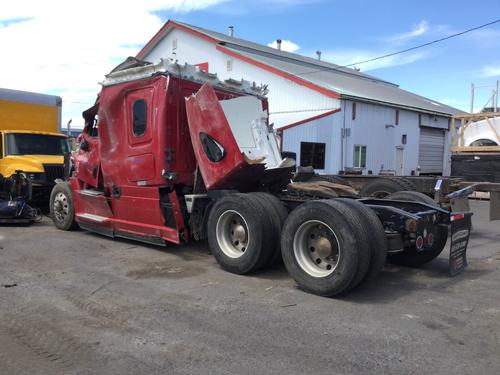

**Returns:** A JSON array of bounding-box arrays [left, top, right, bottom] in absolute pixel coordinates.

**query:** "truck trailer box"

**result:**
[[0, 88, 61, 132], [0, 88, 67, 206]]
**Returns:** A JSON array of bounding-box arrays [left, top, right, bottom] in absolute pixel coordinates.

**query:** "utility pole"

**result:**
[[495, 80, 499, 112], [470, 83, 475, 113]]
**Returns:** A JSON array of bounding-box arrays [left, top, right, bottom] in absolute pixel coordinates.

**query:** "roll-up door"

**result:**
[[419, 127, 445, 174]]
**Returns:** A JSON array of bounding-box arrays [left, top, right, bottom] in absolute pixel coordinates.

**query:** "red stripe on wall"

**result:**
[[279, 108, 342, 131]]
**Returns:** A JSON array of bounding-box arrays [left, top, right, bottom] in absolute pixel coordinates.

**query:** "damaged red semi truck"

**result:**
[[49, 58, 473, 296]]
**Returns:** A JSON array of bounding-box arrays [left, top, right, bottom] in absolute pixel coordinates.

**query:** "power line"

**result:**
[[269, 107, 338, 115], [297, 18, 500, 75]]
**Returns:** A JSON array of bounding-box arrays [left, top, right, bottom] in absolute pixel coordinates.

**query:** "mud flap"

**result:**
[[490, 191, 500, 221], [449, 212, 473, 276]]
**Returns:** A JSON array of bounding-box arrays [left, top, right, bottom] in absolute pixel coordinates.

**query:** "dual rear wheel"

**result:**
[[280, 199, 387, 296], [208, 195, 387, 296], [207, 193, 285, 274]]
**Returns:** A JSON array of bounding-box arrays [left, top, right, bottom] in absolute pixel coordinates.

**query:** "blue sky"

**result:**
[[159, 0, 500, 112], [1, 0, 499, 127]]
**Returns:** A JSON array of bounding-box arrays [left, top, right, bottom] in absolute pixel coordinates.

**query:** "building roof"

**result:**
[[137, 20, 466, 117]]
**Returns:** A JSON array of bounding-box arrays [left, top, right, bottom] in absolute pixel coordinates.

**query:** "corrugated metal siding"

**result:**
[[282, 112, 343, 174], [418, 127, 445, 174], [280, 100, 451, 176], [343, 100, 422, 175]]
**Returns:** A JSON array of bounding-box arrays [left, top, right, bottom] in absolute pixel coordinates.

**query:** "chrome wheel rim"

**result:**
[[293, 220, 340, 277], [216, 210, 250, 258], [53, 192, 69, 223]]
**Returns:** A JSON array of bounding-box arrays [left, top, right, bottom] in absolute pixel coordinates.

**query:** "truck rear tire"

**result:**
[[359, 178, 414, 198], [336, 198, 388, 282], [50, 182, 78, 230], [252, 192, 288, 265], [386, 191, 448, 267], [207, 194, 275, 274], [280, 200, 360, 296], [323, 199, 372, 291]]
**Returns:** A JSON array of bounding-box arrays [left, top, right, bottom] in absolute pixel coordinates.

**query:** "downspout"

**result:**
[[341, 100, 346, 172]]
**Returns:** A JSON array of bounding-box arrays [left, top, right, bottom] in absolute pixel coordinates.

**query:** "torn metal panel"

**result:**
[[185, 83, 293, 191]]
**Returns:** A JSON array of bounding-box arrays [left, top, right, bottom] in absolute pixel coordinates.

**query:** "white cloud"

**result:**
[[0, 0, 229, 128], [318, 49, 429, 71], [267, 39, 300, 52], [390, 20, 429, 42], [481, 64, 500, 78]]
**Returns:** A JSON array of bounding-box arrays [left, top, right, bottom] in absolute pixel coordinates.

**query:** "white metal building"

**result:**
[[136, 20, 465, 176]]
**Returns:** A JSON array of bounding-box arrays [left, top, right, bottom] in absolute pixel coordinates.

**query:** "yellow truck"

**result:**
[[0, 88, 70, 204]]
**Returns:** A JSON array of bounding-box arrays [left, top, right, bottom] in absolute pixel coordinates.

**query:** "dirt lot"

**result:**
[[0, 200, 499, 374]]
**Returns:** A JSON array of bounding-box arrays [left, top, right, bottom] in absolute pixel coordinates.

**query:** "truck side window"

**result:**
[[132, 99, 147, 137]]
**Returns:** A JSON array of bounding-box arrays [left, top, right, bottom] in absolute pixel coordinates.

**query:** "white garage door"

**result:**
[[419, 127, 445, 174]]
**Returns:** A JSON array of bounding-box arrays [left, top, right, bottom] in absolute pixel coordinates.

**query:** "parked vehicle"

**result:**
[[0, 170, 41, 224], [0, 89, 69, 205], [49, 59, 473, 296]]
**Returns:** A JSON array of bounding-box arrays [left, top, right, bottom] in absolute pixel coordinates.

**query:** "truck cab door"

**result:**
[[74, 110, 101, 188]]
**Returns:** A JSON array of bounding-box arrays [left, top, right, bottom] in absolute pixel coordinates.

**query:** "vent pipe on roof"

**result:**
[[276, 39, 282, 50], [228, 26, 234, 37], [316, 50, 322, 60]]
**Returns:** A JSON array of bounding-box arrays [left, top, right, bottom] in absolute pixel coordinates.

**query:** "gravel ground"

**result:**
[[0, 200, 499, 375]]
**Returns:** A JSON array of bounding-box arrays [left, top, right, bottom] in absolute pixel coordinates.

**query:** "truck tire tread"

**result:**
[[336, 198, 387, 282], [252, 192, 288, 265], [207, 193, 274, 274], [280, 200, 360, 296]]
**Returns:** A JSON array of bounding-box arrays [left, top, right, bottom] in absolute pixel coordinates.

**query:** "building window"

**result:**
[[352, 102, 357, 120], [300, 142, 326, 169], [132, 99, 147, 137], [226, 59, 233, 71], [172, 38, 177, 50], [395, 110, 399, 125], [353, 145, 367, 168], [402, 134, 407, 144]]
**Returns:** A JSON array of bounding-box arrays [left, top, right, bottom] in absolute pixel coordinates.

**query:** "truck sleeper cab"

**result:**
[[50, 59, 472, 297]]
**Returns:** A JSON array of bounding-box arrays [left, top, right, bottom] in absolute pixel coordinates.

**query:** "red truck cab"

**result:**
[[59, 59, 291, 245]]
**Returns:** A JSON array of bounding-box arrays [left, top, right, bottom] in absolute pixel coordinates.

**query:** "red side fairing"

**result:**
[[185, 83, 252, 190], [185, 83, 292, 192]]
